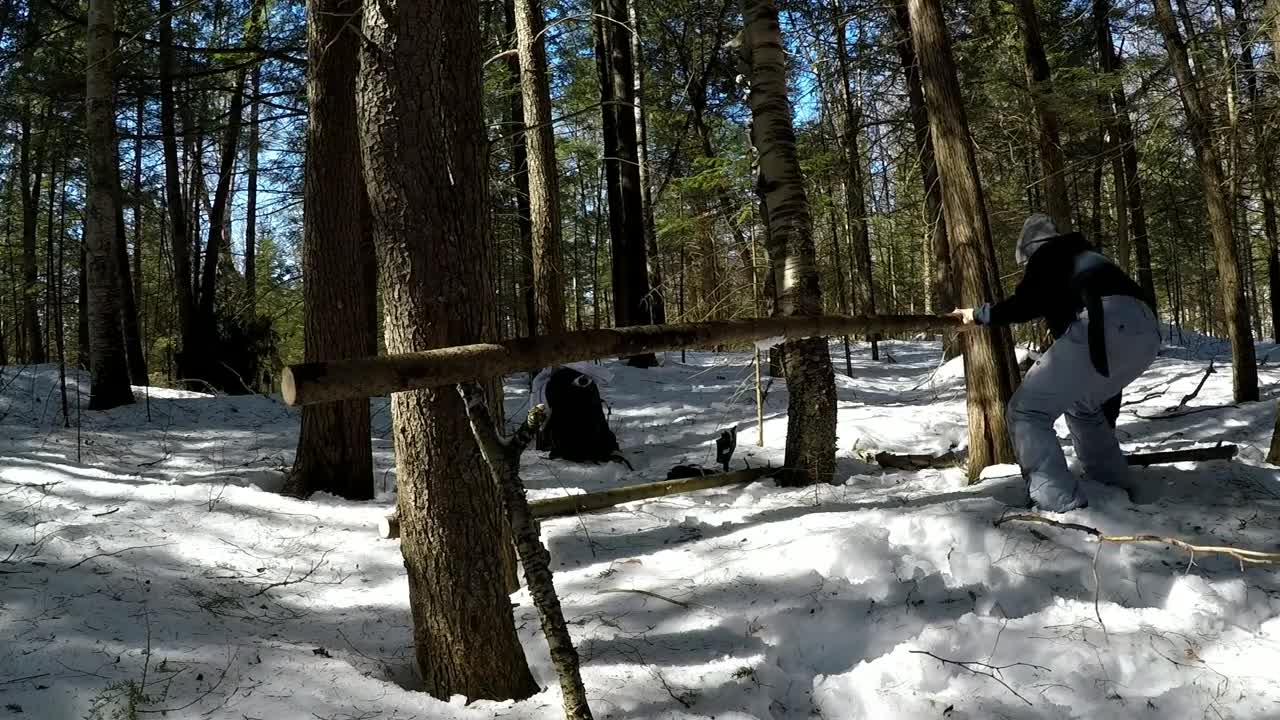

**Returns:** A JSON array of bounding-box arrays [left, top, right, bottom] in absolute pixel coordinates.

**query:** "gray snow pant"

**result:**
[[1009, 296, 1160, 512]]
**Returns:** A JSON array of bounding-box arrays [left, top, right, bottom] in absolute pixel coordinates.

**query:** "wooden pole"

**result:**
[[282, 313, 958, 405], [378, 466, 776, 538]]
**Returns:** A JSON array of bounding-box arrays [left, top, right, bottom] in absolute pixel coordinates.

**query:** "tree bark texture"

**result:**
[[1094, 0, 1156, 303], [19, 106, 47, 364], [740, 0, 837, 486], [355, 0, 537, 700], [831, 7, 879, 357], [887, 0, 956, 360], [246, 64, 261, 308], [112, 156, 148, 385], [630, 0, 665, 325], [907, 0, 1017, 479], [514, 0, 567, 335], [85, 0, 135, 409], [282, 313, 956, 406], [1153, 0, 1259, 402], [595, 0, 657, 366], [159, 0, 196, 378], [290, 0, 378, 501], [458, 388, 594, 720], [1014, 0, 1072, 230]]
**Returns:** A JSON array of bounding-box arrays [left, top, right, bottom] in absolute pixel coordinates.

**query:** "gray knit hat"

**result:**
[[1016, 213, 1059, 266]]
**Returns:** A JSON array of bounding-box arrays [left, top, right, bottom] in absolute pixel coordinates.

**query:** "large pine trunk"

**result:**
[[1265, 0, 1280, 341], [514, 0, 566, 335], [356, 0, 537, 699], [1015, 0, 1072, 230], [906, 0, 1016, 479], [289, 0, 378, 501], [595, 0, 657, 366], [85, 0, 134, 409], [887, 0, 955, 359], [741, 0, 837, 486], [1153, 0, 1259, 402], [197, 71, 248, 324]]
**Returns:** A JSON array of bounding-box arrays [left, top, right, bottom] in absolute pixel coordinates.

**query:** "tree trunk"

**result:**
[[502, 0, 537, 337], [630, 0, 665, 325], [1095, 0, 1156, 304], [595, 0, 657, 366], [739, 0, 837, 486], [113, 155, 148, 385], [514, 0, 567, 335], [129, 98, 143, 313], [245, 64, 261, 309], [831, 6, 879, 358], [356, 0, 537, 700], [159, 0, 196, 378], [1153, 0, 1259, 402], [1014, 0, 1072, 230], [1264, 0, 1280, 341], [289, 0, 378, 501], [77, 247, 89, 369], [85, 0, 134, 409], [19, 106, 47, 364], [197, 70, 248, 324], [887, 0, 955, 359], [907, 0, 1017, 479]]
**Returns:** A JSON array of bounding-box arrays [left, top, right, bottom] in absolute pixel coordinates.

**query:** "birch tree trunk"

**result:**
[[356, 0, 538, 699], [1153, 0, 1259, 402], [740, 0, 837, 486]]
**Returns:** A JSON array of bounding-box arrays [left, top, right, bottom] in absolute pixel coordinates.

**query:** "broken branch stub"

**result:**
[[281, 314, 958, 405]]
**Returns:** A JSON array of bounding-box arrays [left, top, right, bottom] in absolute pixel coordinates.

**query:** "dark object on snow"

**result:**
[[716, 428, 737, 472], [668, 427, 739, 479], [535, 367, 623, 465]]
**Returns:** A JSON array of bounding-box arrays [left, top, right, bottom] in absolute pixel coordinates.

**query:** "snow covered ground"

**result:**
[[3, 329, 1280, 719]]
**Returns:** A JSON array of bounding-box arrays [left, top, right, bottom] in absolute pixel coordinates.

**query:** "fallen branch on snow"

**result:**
[[995, 514, 1280, 565], [909, 650, 1049, 705]]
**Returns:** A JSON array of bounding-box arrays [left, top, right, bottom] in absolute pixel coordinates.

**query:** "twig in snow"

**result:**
[[910, 650, 1049, 706], [1135, 404, 1238, 420], [650, 667, 696, 709], [595, 588, 692, 609], [0, 673, 50, 685], [248, 549, 333, 597], [92, 507, 120, 517], [995, 514, 1280, 565], [138, 646, 239, 714], [2, 544, 17, 563], [1092, 542, 1108, 642], [63, 543, 174, 571]]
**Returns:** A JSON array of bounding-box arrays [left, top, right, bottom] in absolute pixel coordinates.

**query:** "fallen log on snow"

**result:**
[[377, 466, 778, 538], [282, 313, 958, 405], [867, 444, 1237, 470]]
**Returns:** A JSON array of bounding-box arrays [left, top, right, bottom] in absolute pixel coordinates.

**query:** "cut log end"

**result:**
[[378, 512, 400, 540], [280, 366, 299, 406]]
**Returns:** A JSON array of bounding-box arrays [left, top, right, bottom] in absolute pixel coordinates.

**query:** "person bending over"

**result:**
[[951, 213, 1159, 512]]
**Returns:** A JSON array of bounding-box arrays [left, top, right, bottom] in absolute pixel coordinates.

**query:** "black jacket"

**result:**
[[975, 232, 1154, 377]]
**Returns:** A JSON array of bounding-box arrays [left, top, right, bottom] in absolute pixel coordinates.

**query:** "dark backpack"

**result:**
[[536, 367, 621, 463]]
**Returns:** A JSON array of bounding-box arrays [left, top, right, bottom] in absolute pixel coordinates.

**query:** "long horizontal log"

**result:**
[[528, 466, 777, 519], [282, 314, 958, 405], [869, 444, 1237, 470], [376, 466, 777, 538]]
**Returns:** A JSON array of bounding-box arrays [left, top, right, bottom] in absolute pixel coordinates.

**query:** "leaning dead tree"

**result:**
[[282, 313, 956, 405], [458, 385, 593, 720]]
